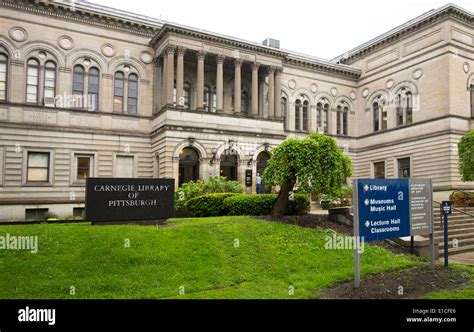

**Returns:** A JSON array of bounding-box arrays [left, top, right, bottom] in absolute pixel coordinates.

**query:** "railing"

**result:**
[[433, 200, 474, 228]]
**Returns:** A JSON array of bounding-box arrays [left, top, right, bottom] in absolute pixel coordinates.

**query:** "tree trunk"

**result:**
[[271, 179, 296, 219]]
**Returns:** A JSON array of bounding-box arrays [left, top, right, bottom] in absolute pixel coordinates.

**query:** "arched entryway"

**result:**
[[220, 153, 238, 181], [179, 147, 200, 186], [256, 151, 271, 193]]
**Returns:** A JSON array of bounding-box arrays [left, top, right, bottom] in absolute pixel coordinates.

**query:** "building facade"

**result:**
[[0, 0, 473, 221]]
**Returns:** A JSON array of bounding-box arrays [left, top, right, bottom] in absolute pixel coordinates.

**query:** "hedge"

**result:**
[[223, 194, 310, 216], [186, 193, 240, 217], [449, 192, 474, 207]]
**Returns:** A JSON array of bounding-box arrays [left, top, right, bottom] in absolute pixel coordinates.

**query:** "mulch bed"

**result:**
[[319, 266, 472, 299], [258, 214, 411, 255]]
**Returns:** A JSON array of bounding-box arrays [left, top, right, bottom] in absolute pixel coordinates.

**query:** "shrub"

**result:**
[[43, 211, 59, 221], [223, 194, 309, 216], [458, 130, 474, 182], [175, 177, 244, 212], [449, 192, 474, 207], [187, 193, 239, 217]]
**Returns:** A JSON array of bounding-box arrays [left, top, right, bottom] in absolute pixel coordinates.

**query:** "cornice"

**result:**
[[151, 24, 289, 58], [333, 4, 474, 64], [0, 0, 159, 37]]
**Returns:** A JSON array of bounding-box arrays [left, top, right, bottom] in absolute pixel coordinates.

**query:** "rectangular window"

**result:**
[[128, 80, 138, 114], [373, 106, 380, 132], [27, 152, 50, 182], [374, 161, 385, 179], [398, 157, 411, 178], [25, 208, 49, 221], [73, 207, 85, 218], [397, 106, 403, 126], [77, 156, 91, 180], [342, 112, 348, 136], [116, 155, 134, 178], [302, 109, 308, 131]]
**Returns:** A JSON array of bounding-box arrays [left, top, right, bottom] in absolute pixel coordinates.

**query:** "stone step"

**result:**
[[439, 244, 474, 256], [434, 222, 474, 231], [439, 237, 474, 248], [435, 228, 474, 237], [435, 231, 474, 243]]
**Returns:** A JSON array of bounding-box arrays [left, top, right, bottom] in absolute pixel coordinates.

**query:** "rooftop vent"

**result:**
[[262, 38, 280, 49]]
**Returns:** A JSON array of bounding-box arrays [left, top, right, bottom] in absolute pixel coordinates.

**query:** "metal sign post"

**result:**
[[442, 201, 452, 268], [353, 181, 360, 288]]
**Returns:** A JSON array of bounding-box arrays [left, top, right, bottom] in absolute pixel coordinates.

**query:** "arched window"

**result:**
[[114, 72, 124, 112], [241, 91, 249, 115], [396, 90, 414, 126], [127, 73, 138, 114], [204, 85, 211, 112], [72, 65, 85, 108], [43, 61, 56, 101], [184, 82, 191, 109], [406, 92, 413, 124], [323, 103, 329, 133], [281, 97, 287, 129], [88, 67, 100, 111], [0, 53, 7, 101], [302, 100, 309, 132], [26, 59, 40, 103], [295, 99, 301, 131], [373, 102, 380, 132], [317, 100, 330, 134], [336, 104, 349, 136]]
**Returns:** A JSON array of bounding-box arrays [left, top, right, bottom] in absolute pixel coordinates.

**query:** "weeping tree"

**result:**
[[458, 130, 474, 181], [263, 133, 352, 218]]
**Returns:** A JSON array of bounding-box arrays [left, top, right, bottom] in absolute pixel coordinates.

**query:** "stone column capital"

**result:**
[[267, 66, 276, 75], [275, 67, 283, 75], [165, 44, 176, 56], [216, 54, 226, 64], [197, 51, 207, 61], [177, 46, 187, 57], [234, 58, 244, 68], [154, 57, 162, 68], [251, 62, 260, 71]]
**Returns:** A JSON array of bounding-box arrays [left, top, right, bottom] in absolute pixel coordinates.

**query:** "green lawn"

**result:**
[[0, 216, 421, 299]]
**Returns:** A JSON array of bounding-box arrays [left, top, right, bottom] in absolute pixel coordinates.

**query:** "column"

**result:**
[[274, 67, 282, 119], [165, 45, 175, 106], [161, 54, 167, 107], [251, 62, 260, 117], [196, 51, 206, 110], [216, 55, 225, 112], [234, 59, 243, 114], [176, 47, 186, 107], [267, 66, 275, 118], [153, 58, 162, 113]]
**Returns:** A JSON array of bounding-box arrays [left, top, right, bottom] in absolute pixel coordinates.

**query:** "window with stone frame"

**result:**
[[0, 53, 8, 101]]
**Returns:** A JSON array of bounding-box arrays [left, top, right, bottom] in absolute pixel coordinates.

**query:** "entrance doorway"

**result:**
[[179, 147, 200, 186], [220, 154, 238, 181]]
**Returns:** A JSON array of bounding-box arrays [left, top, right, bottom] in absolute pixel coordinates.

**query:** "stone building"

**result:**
[[0, 0, 473, 220]]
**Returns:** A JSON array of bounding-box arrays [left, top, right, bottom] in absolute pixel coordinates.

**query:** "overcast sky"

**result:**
[[92, 0, 473, 60]]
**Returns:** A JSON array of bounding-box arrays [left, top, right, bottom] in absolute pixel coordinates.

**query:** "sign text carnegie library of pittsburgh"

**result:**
[[93, 184, 171, 207]]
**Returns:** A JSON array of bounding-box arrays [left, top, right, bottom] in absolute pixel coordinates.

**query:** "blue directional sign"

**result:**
[[357, 179, 411, 242]]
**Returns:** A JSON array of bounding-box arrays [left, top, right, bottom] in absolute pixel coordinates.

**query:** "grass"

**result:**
[[0, 216, 421, 299], [423, 265, 474, 299]]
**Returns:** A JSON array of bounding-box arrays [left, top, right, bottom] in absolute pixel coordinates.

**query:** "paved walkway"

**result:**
[[442, 252, 474, 266]]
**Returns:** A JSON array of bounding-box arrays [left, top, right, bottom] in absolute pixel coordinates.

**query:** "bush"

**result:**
[[449, 192, 474, 207], [175, 177, 244, 212], [43, 211, 59, 222], [223, 194, 310, 216], [187, 193, 239, 217]]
